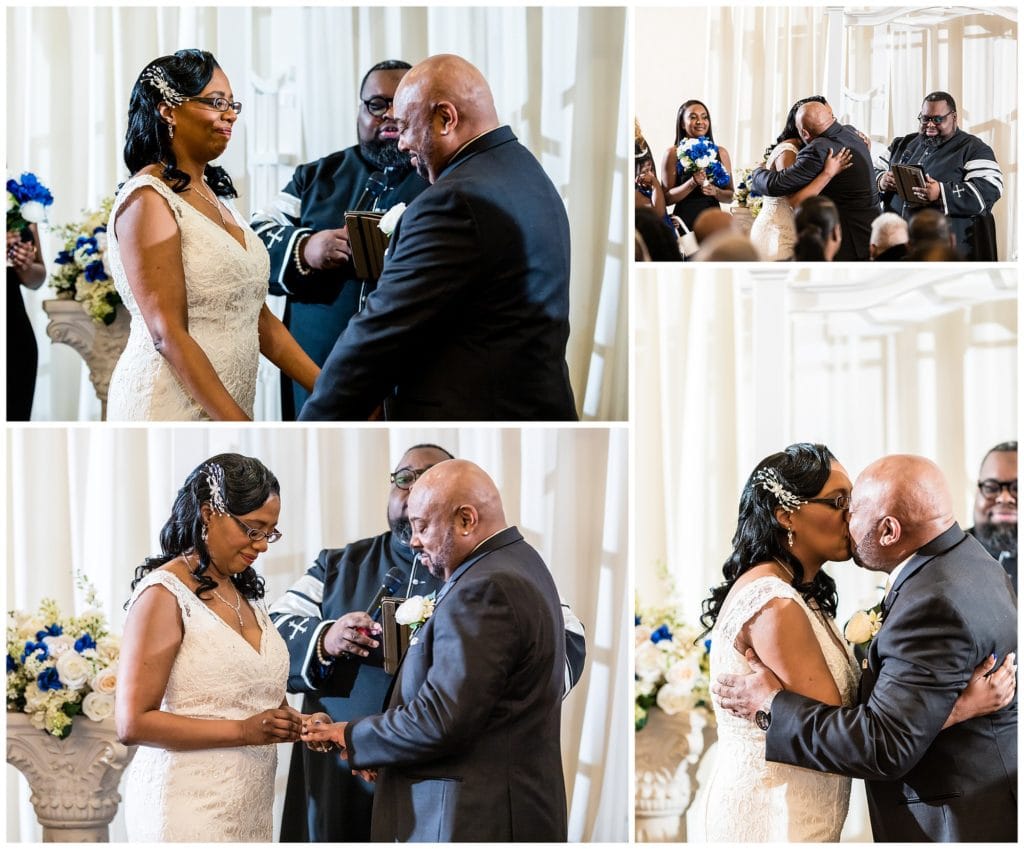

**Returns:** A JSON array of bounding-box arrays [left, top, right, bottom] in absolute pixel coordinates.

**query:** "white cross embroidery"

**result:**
[[952, 185, 965, 198], [287, 618, 309, 640], [265, 227, 285, 248]]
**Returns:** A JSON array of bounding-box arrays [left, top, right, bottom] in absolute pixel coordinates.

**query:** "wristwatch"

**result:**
[[754, 689, 781, 731]]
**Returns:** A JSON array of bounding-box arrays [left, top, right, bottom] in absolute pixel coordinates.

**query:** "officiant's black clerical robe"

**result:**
[[876, 129, 1002, 260], [251, 149, 428, 418], [269, 530, 587, 842]]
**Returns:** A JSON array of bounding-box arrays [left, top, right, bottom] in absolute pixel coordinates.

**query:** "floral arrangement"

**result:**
[[635, 567, 711, 731], [395, 593, 434, 634], [732, 167, 764, 217], [7, 172, 54, 234], [677, 136, 730, 189], [377, 202, 406, 238], [7, 577, 120, 738], [49, 195, 120, 325]]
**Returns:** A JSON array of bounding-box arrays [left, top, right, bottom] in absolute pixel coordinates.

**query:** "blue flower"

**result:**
[[54, 250, 74, 265], [650, 624, 672, 643], [7, 173, 54, 206], [707, 160, 731, 188], [75, 235, 98, 253], [7, 654, 17, 673], [21, 640, 49, 663], [35, 623, 62, 641], [635, 615, 641, 626], [74, 633, 97, 653], [84, 260, 108, 283], [703, 638, 712, 652], [37, 667, 63, 691]]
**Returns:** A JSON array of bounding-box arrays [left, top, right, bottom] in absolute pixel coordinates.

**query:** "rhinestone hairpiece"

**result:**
[[203, 463, 228, 514], [141, 67, 185, 107], [753, 468, 806, 513]]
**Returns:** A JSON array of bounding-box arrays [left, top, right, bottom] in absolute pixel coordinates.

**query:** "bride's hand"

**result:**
[[946, 652, 1016, 727], [240, 707, 303, 745], [822, 147, 853, 179]]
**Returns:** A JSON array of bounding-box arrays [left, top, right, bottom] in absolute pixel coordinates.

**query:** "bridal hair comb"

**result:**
[[752, 468, 806, 513], [141, 67, 186, 107], [203, 463, 228, 514]]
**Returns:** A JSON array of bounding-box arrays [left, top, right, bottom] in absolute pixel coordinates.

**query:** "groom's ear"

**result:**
[[454, 504, 479, 536], [878, 516, 901, 547]]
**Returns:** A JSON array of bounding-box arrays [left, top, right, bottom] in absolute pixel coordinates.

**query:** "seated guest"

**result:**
[[696, 232, 760, 262], [869, 212, 909, 260], [661, 99, 734, 231], [967, 441, 1017, 592], [793, 196, 841, 261], [636, 207, 683, 262], [693, 208, 737, 246], [635, 122, 669, 227], [906, 208, 962, 260]]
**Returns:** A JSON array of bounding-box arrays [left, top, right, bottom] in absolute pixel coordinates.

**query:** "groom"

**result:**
[[715, 454, 1017, 842], [750, 101, 879, 260], [301, 459, 569, 841]]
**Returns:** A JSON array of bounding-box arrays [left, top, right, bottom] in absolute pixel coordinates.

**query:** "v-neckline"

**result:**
[[162, 571, 265, 655], [184, 194, 250, 253]]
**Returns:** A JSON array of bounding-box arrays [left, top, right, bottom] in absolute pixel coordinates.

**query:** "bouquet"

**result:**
[[7, 172, 54, 235], [635, 567, 711, 731], [7, 577, 120, 738], [677, 136, 731, 189], [50, 196, 121, 325]]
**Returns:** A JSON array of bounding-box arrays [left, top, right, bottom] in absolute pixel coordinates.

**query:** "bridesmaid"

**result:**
[[660, 99, 734, 230], [6, 224, 46, 420]]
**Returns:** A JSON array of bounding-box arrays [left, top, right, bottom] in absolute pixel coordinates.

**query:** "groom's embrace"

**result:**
[[717, 455, 1017, 842], [301, 459, 568, 841]]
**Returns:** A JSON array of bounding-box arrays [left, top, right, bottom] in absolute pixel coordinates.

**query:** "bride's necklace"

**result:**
[[772, 556, 795, 582], [189, 180, 229, 229], [184, 551, 245, 629]]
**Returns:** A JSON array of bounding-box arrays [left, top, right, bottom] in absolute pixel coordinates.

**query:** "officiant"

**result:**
[[875, 92, 1002, 261], [251, 60, 428, 419]]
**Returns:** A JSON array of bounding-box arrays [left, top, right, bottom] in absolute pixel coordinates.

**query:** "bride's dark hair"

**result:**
[[700, 443, 840, 635], [675, 99, 714, 143], [129, 453, 277, 603], [763, 95, 827, 161], [123, 48, 237, 198]]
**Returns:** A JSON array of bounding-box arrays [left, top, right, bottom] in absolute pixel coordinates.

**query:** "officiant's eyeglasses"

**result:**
[[978, 479, 1017, 498], [229, 513, 283, 543], [183, 96, 243, 115], [805, 494, 851, 511], [390, 467, 432, 490], [362, 96, 395, 117], [917, 112, 954, 125]]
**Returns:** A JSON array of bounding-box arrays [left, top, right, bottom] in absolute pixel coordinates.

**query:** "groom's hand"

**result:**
[[713, 648, 784, 721], [323, 612, 382, 658], [301, 714, 348, 756]]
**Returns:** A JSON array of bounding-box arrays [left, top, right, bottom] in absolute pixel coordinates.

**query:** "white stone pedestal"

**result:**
[[43, 299, 129, 420], [6, 712, 136, 842], [634, 706, 715, 842]]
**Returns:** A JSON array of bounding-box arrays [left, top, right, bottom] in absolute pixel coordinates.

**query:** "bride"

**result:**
[[691, 443, 1011, 841], [107, 50, 319, 420], [116, 453, 305, 840], [749, 97, 851, 261]]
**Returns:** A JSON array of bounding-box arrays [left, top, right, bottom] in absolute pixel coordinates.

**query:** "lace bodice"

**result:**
[[766, 141, 800, 170], [106, 175, 270, 420], [693, 576, 859, 842], [122, 571, 289, 841]]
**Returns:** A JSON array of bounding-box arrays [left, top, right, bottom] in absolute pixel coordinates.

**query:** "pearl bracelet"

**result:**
[[315, 629, 335, 666], [293, 233, 313, 276]]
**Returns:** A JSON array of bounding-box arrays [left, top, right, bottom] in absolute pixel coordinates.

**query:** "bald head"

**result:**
[[848, 454, 955, 572], [407, 459, 508, 579], [693, 209, 736, 244], [796, 101, 835, 142], [394, 54, 500, 183]]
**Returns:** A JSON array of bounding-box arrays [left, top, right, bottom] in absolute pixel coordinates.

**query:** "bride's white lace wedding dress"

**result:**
[[693, 576, 860, 842], [122, 571, 290, 842], [106, 174, 270, 420], [749, 142, 799, 261]]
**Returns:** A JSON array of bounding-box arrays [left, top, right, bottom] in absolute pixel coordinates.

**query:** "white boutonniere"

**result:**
[[844, 602, 883, 658], [377, 202, 406, 238], [395, 592, 435, 636]]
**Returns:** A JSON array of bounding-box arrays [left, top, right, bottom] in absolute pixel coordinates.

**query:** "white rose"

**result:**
[[634, 625, 652, 646], [42, 634, 74, 657], [844, 610, 874, 644], [93, 231, 108, 252], [20, 200, 44, 223], [96, 635, 120, 662], [20, 614, 47, 638], [55, 651, 91, 689], [665, 656, 702, 688], [635, 641, 667, 683], [635, 679, 656, 699], [695, 155, 712, 169], [378, 202, 407, 237], [655, 682, 693, 715], [82, 691, 114, 722], [90, 665, 117, 695], [395, 595, 430, 625]]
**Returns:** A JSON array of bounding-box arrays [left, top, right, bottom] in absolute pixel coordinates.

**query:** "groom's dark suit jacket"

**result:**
[[343, 527, 568, 842], [298, 126, 577, 421], [768, 523, 1017, 842], [750, 121, 880, 260]]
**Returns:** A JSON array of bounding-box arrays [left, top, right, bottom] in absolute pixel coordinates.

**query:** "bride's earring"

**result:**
[[167, 122, 175, 140], [787, 528, 794, 548], [201, 523, 209, 544]]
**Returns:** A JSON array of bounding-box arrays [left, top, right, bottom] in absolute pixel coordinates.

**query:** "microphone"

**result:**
[[366, 566, 407, 622], [353, 171, 388, 212]]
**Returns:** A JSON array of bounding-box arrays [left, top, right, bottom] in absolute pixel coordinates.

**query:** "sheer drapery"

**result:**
[[635, 265, 1016, 839], [635, 6, 1017, 259], [5, 426, 629, 841], [6, 6, 627, 421]]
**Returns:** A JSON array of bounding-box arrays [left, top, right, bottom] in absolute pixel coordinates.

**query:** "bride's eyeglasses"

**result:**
[[229, 513, 283, 543], [805, 494, 851, 511], [183, 96, 243, 115]]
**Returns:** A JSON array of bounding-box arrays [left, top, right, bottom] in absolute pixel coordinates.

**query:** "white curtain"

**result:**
[[635, 265, 1016, 840], [635, 6, 1017, 259], [5, 426, 629, 842], [6, 6, 628, 421]]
